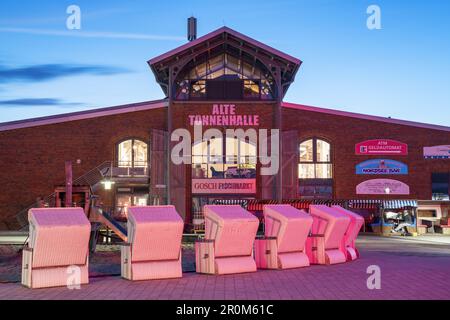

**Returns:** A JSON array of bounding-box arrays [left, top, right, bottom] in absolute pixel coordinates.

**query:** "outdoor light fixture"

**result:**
[[101, 180, 115, 190], [101, 162, 115, 190], [385, 187, 391, 194]]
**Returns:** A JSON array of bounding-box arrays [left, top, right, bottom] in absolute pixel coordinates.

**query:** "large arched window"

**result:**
[[299, 138, 333, 199], [299, 138, 332, 179], [117, 139, 148, 168], [175, 53, 276, 101], [192, 137, 257, 179]]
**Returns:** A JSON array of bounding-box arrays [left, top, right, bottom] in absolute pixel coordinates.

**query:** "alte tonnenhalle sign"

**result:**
[[188, 104, 260, 127]]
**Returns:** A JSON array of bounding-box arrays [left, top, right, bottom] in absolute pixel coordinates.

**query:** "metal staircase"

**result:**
[[15, 161, 113, 229]]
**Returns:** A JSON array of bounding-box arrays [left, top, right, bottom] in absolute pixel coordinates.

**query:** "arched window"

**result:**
[[192, 137, 257, 179], [175, 53, 276, 101], [117, 139, 148, 168], [299, 138, 332, 178], [299, 138, 333, 199]]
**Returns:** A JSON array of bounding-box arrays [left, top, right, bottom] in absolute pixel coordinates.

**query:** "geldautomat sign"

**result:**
[[355, 139, 408, 155], [356, 159, 408, 175]]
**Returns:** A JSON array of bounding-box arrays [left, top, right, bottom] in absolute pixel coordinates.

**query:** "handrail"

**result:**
[[14, 161, 113, 229]]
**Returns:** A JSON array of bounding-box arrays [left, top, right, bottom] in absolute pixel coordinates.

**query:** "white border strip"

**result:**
[[0, 100, 168, 132]]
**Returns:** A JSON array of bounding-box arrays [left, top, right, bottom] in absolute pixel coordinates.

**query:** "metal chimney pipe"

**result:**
[[187, 17, 197, 41]]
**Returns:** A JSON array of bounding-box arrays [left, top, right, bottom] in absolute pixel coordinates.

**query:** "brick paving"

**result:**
[[0, 236, 449, 300]]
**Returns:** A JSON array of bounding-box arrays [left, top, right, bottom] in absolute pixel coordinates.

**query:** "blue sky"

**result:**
[[0, 0, 449, 125]]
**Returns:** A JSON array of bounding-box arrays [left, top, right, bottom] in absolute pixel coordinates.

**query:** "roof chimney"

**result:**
[[187, 17, 197, 42]]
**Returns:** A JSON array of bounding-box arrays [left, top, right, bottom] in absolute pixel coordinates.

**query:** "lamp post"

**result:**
[[65, 161, 73, 207]]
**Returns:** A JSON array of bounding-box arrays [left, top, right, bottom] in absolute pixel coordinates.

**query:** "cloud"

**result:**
[[0, 63, 129, 83], [0, 27, 185, 41], [0, 98, 82, 107]]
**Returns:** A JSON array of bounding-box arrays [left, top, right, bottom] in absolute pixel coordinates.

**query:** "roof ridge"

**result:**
[[282, 102, 450, 132], [148, 26, 302, 66], [0, 99, 168, 132]]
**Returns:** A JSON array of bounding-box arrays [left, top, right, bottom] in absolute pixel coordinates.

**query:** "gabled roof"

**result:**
[[282, 102, 450, 132], [0, 99, 167, 132], [149, 26, 301, 66], [148, 27, 302, 97]]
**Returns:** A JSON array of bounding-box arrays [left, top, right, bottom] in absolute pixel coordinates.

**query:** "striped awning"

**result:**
[[212, 199, 249, 208], [349, 200, 383, 210], [382, 200, 418, 209]]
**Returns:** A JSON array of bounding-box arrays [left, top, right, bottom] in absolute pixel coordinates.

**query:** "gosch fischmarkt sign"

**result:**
[[355, 139, 408, 155], [192, 179, 256, 194], [356, 159, 408, 175], [423, 145, 450, 159]]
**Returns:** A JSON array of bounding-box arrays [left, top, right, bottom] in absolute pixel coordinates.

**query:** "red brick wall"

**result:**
[[282, 108, 450, 200], [0, 108, 166, 229], [0, 103, 449, 229]]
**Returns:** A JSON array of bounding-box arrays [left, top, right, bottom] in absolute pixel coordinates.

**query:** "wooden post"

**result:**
[[65, 161, 73, 207]]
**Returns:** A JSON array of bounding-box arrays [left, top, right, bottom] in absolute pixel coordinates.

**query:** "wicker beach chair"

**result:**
[[254, 205, 313, 269], [121, 205, 183, 280], [22, 207, 90, 288], [195, 205, 258, 275], [305, 205, 350, 265]]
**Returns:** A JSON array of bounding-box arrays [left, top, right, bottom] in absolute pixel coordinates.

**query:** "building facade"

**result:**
[[0, 27, 449, 231]]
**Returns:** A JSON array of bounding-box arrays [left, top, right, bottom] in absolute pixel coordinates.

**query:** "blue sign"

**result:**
[[356, 159, 408, 175]]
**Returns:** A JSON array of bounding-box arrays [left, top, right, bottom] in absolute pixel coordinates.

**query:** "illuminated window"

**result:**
[[192, 137, 257, 179], [117, 139, 148, 168], [299, 138, 333, 199], [175, 53, 276, 101], [299, 138, 332, 179]]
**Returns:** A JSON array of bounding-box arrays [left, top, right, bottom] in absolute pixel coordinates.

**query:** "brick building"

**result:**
[[0, 27, 449, 232]]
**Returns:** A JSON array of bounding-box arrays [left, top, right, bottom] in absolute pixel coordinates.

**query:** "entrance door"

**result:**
[[191, 195, 254, 233], [114, 187, 149, 220]]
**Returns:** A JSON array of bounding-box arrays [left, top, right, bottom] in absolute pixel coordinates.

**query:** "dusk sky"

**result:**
[[0, 0, 449, 125]]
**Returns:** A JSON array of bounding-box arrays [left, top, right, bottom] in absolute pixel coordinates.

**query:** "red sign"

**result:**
[[355, 139, 408, 155], [192, 179, 256, 194]]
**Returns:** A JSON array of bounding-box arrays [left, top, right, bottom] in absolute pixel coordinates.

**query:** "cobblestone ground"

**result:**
[[0, 236, 449, 300]]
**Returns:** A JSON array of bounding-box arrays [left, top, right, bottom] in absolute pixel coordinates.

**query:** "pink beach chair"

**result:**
[[22, 208, 90, 289], [305, 205, 350, 265], [255, 205, 313, 269], [331, 205, 364, 261], [195, 205, 259, 275], [121, 205, 183, 280]]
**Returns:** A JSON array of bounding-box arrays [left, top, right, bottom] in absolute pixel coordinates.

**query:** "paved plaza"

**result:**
[[0, 235, 449, 300]]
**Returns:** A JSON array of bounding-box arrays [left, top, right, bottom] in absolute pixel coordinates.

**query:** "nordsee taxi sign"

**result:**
[[356, 159, 408, 175]]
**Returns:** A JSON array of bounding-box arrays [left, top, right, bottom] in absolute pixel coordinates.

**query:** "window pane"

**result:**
[[118, 140, 132, 167], [208, 137, 223, 157], [315, 164, 333, 179], [240, 139, 257, 157], [299, 163, 315, 179], [133, 140, 148, 167], [209, 163, 224, 178], [244, 80, 260, 99], [192, 140, 207, 156], [316, 139, 331, 162], [300, 140, 314, 162], [260, 79, 274, 100], [190, 80, 206, 98], [192, 163, 207, 178]]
